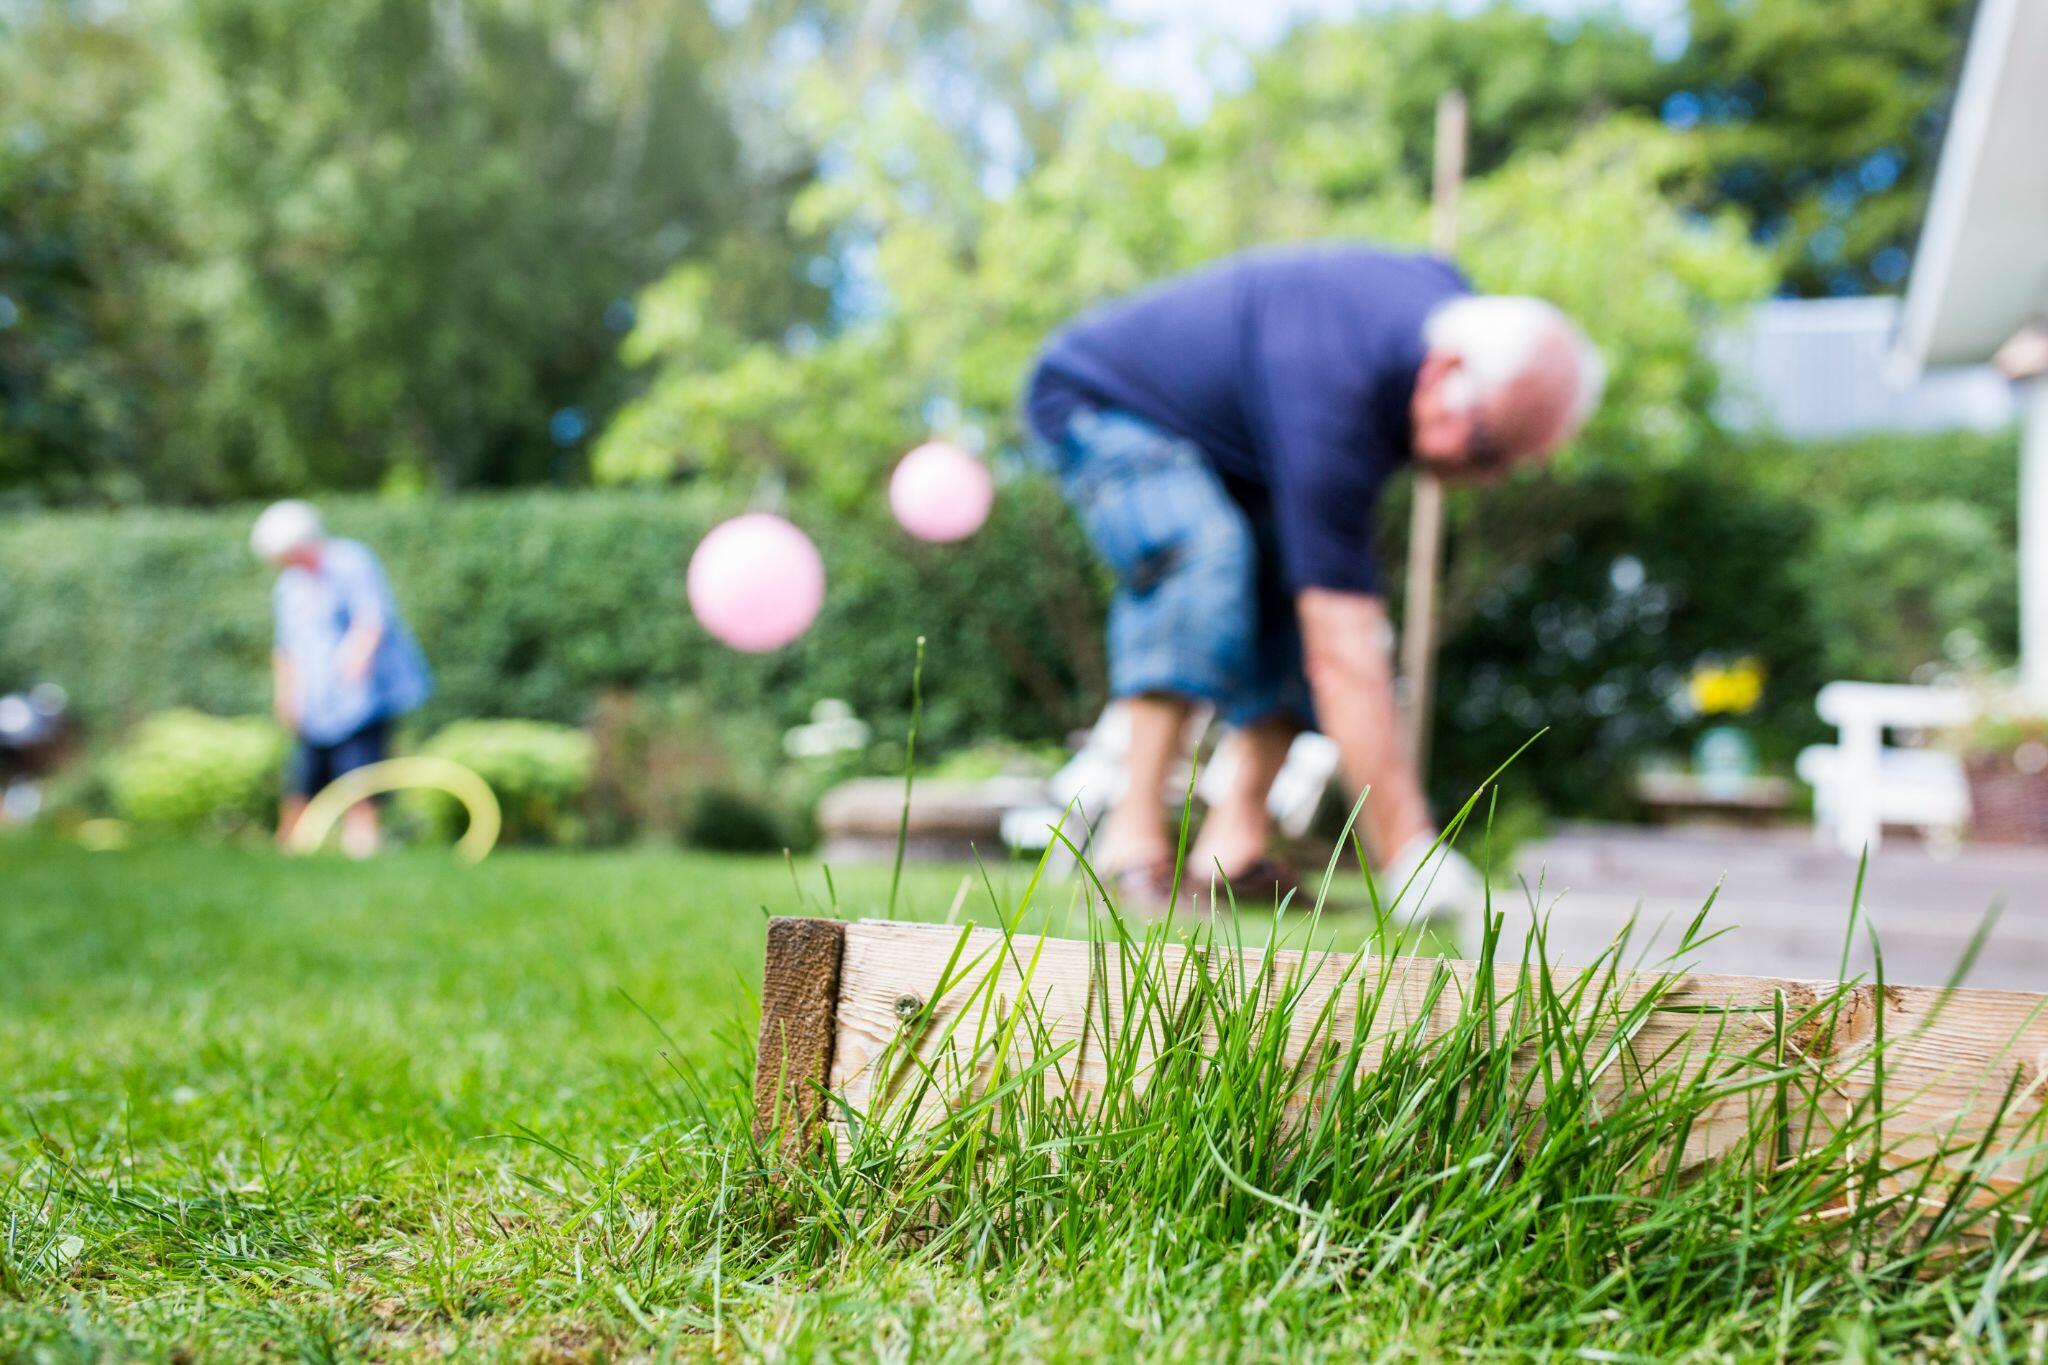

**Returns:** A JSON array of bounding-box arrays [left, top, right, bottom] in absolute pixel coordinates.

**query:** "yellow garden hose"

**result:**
[[288, 756, 502, 863]]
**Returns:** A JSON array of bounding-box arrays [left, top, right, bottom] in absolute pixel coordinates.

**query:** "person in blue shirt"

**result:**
[[251, 500, 433, 857], [1025, 244, 1603, 912]]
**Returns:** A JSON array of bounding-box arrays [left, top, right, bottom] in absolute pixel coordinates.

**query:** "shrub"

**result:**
[[0, 485, 1105, 759], [1420, 462, 1825, 817], [413, 719, 594, 846], [1798, 499, 2016, 681], [585, 689, 819, 852], [104, 710, 284, 834], [1411, 430, 2019, 816], [679, 784, 803, 853]]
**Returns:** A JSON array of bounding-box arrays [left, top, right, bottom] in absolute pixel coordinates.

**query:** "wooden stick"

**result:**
[[1427, 90, 1468, 265], [751, 916, 848, 1158], [1399, 476, 1448, 779], [1399, 89, 1469, 782]]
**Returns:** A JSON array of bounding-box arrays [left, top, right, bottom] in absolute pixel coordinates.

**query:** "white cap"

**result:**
[[250, 500, 324, 561]]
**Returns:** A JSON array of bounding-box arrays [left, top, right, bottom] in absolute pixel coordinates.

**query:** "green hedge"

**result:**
[[0, 431, 2019, 824], [0, 484, 1107, 755]]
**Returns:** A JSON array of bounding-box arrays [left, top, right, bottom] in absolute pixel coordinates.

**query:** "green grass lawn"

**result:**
[[0, 836, 1012, 1358], [3, 835, 2042, 1361], [0, 835, 1395, 1359]]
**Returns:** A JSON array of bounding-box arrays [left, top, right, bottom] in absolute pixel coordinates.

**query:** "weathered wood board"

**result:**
[[757, 917, 2048, 1191], [750, 916, 847, 1159]]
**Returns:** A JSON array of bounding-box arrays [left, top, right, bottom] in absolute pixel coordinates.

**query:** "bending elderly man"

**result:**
[[1024, 243, 1602, 913]]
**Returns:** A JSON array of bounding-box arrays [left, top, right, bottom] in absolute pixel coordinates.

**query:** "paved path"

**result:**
[[1507, 825, 2048, 991]]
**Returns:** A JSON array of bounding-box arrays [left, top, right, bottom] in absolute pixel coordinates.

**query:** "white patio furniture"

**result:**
[[998, 702, 1184, 865], [1795, 681, 1976, 855], [1196, 728, 1341, 840]]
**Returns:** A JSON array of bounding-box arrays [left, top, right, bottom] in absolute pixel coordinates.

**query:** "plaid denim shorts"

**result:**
[[1043, 408, 1312, 727]]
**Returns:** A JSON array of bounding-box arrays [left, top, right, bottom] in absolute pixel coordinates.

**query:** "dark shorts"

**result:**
[[288, 718, 390, 799], [1038, 408, 1313, 728]]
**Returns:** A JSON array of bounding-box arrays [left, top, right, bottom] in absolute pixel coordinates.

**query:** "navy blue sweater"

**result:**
[[1026, 244, 1468, 594]]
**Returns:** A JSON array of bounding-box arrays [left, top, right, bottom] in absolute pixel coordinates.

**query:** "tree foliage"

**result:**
[[143, 0, 759, 495], [1267, 9, 1668, 186], [1676, 0, 1968, 295], [0, 15, 165, 502], [1, 0, 806, 502], [598, 30, 1771, 497], [3, 0, 1983, 500]]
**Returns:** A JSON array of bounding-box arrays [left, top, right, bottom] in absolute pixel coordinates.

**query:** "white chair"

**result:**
[[1000, 702, 1201, 868], [1196, 729, 1342, 840], [1795, 682, 1975, 854]]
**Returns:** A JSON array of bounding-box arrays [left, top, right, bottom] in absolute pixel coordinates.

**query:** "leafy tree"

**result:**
[[599, 34, 1767, 499], [1, 0, 813, 502], [1675, 0, 1968, 295], [1264, 9, 1668, 188], [0, 13, 166, 503], [1258, 0, 1968, 299], [3, 0, 1981, 505], [719, 0, 1088, 171], [128, 0, 770, 496]]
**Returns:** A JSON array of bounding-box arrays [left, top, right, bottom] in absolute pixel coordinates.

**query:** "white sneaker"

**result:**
[[1378, 832, 1486, 928]]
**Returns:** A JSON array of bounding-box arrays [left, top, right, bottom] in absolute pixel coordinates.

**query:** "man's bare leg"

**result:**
[[1098, 693, 1194, 876], [1189, 717, 1296, 880], [278, 795, 308, 848], [339, 800, 380, 860]]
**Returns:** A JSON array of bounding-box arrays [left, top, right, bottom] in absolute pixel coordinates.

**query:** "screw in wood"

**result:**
[[893, 992, 924, 1024]]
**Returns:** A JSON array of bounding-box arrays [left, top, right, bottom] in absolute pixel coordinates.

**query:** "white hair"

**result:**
[[1422, 295, 1606, 433], [250, 499, 324, 561]]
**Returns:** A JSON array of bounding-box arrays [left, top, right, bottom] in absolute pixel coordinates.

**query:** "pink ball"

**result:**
[[686, 513, 825, 653], [889, 441, 994, 543]]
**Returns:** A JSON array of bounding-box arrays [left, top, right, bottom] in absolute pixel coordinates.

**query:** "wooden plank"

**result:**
[[827, 916, 1100, 1145], [1829, 983, 2048, 1196], [752, 916, 847, 1158], [827, 921, 1767, 1168], [818, 919, 2048, 1191]]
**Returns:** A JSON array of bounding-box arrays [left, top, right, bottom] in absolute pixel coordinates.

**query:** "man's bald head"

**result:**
[[1410, 296, 1603, 480]]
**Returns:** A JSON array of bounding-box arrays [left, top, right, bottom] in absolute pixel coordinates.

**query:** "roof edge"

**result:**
[[1888, 0, 2021, 385]]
